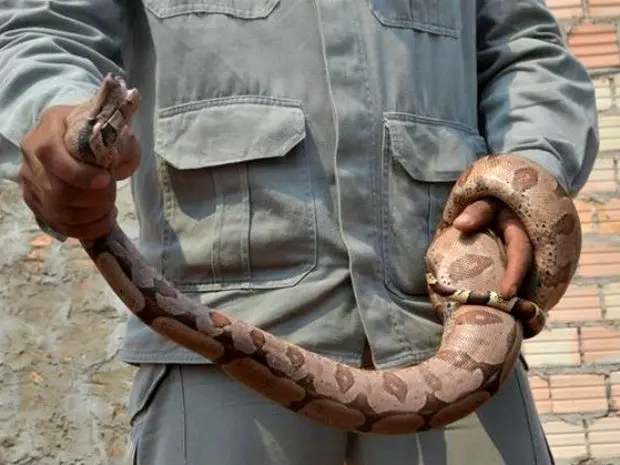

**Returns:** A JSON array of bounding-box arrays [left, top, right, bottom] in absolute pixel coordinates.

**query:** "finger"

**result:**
[[52, 204, 116, 226], [52, 210, 116, 241], [19, 167, 47, 208], [47, 175, 116, 208], [35, 115, 111, 190], [113, 133, 141, 180], [498, 208, 534, 298], [452, 198, 499, 232], [21, 182, 43, 217]]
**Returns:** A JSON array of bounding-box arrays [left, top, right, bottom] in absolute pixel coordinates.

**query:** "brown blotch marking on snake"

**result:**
[[435, 349, 478, 371], [429, 391, 492, 429], [298, 399, 366, 430], [418, 364, 442, 392], [369, 413, 426, 434], [210, 311, 232, 328], [418, 392, 449, 417], [436, 349, 502, 382], [511, 166, 539, 192], [93, 252, 145, 312], [152, 278, 178, 298], [250, 329, 266, 349], [151, 316, 225, 361], [542, 262, 575, 289], [382, 372, 408, 403], [447, 254, 493, 281], [453, 309, 503, 325], [348, 392, 376, 415], [295, 372, 317, 394], [221, 358, 306, 406], [286, 346, 306, 370], [552, 212, 578, 236], [335, 365, 355, 394]]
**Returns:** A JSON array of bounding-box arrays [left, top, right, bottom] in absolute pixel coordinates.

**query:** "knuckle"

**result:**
[[60, 166, 84, 187], [22, 190, 38, 213], [48, 184, 69, 204], [18, 134, 32, 154], [18, 164, 29, 181]]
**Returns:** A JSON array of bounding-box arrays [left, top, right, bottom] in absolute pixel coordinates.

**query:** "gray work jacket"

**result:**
[[0, 0, 599, 368]]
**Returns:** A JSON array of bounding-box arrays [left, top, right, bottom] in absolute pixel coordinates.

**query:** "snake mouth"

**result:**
[[84, 75, 140, 168]]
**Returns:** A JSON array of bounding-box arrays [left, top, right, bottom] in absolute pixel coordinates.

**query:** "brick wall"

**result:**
[[524, 2, 620, 464]]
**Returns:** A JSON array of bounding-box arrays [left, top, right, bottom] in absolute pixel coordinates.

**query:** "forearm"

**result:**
[[0, 0, 127, 181], [477, 0, 599, 196]]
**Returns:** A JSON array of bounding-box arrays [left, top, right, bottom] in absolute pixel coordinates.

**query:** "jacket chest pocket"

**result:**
[[382, 113, 488, 298], [369, 0, 460, 37], [143, 0, 279, 19], [155, 96, 316, 292]]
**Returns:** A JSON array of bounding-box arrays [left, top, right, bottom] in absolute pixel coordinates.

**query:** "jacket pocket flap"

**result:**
[[384, 113, 488, 182], [155, 97, 306, 170], [145, 0, 280, 19]]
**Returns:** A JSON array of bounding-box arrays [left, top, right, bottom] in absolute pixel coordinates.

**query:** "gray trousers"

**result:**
[[125, 362, 554, 465]]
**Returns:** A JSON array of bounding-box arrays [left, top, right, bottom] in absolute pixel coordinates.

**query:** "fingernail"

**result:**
[[91, 174, 109, 189], [504, 284, 517, 298], [455, 214, 471, 228]]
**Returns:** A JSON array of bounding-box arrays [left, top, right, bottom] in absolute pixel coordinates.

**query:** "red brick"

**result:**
[[551, 288, 601, 322], [588, 417, 620, 458], [589, 0, 620, 17], [611, 371, 620, 410], [567, 23, 620, 69], [598, 198, 620, 234], [547, 0, 585, 19], [522, 328, 580, 367], [575, 199, 596, 233], [542, 421, 588, 459], [577, 243, 620, 278], [529, 375, 552, 414], [550, 374, 608, 413], [603, 283, 620, 320], [594, 76, 614, 111], [580, 326, 620, 363], [580, 179, 617, 194], [598, 115, 620, 152]]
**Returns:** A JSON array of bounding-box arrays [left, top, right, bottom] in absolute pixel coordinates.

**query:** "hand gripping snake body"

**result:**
[[63, 75, 581, 434]]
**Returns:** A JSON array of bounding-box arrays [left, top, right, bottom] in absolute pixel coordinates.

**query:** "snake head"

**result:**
[[64, 73, 140, 170]]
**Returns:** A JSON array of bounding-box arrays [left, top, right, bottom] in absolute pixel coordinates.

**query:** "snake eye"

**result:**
[[101, 123, 118, 147]]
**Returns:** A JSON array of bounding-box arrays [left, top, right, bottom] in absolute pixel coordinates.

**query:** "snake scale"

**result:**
[[62, 75, 581, 434]]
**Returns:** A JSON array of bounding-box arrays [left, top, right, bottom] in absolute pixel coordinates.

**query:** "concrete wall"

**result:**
[[0, 173, 138, 464]]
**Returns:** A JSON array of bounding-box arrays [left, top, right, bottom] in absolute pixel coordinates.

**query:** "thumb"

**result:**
[[453, 198, 499, 233]]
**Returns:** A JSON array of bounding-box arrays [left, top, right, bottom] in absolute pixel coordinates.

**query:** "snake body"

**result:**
[[62, 75, 581, 434]]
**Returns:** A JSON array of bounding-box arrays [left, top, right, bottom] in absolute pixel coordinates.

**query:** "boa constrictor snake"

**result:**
[[62, 75, 581, 434]]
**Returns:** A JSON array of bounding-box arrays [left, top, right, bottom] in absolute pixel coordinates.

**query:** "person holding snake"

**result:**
[[0, 1, 599, 464]]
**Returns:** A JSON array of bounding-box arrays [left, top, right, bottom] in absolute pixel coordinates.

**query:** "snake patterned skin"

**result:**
[[61, 75, 581, 434]]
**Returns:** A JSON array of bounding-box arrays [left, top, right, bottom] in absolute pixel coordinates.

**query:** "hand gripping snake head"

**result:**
[[64, 74, 140, 170]]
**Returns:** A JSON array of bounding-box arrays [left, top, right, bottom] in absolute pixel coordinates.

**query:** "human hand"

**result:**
[[452, 198, 533, 298], [19, 104, 141, 241]]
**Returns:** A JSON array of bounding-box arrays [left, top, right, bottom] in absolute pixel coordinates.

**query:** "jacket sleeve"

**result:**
[[0, 0, 127, 181], [477, 0, 599, 196]]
